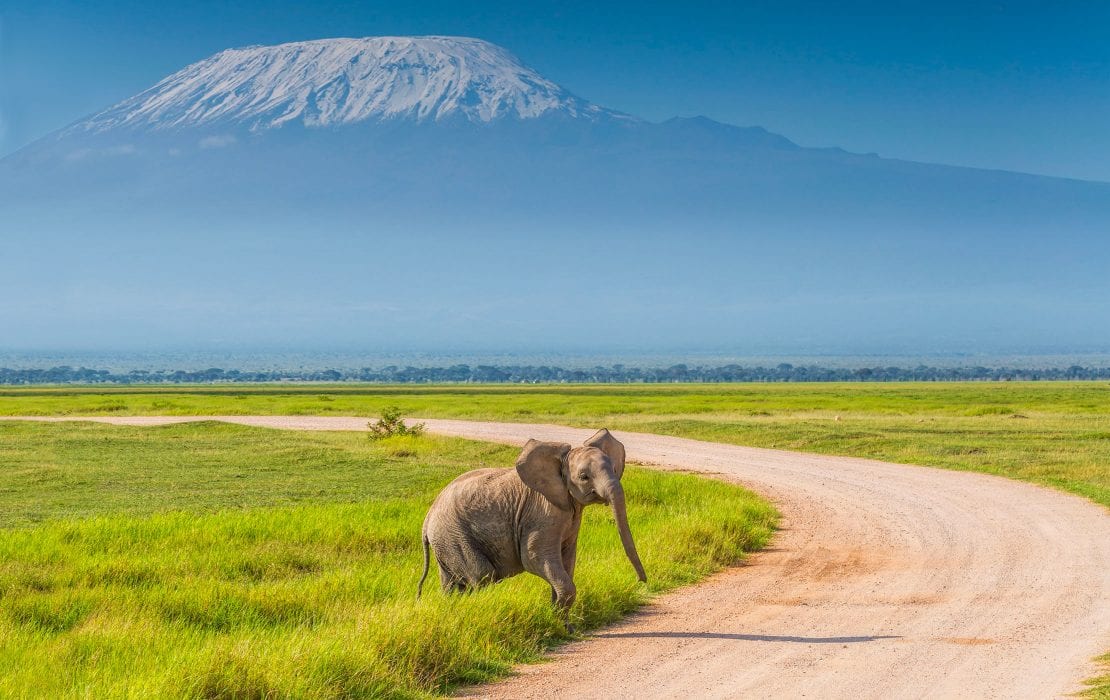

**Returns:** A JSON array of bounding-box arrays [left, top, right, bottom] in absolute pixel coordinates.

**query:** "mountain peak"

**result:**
[[68, 35, 625, 134]]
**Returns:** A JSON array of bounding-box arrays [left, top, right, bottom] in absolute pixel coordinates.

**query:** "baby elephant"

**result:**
[[418, 429, 647, 621]]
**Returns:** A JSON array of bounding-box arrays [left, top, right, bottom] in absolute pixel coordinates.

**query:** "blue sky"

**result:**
[[2, 0, 1108, 181]]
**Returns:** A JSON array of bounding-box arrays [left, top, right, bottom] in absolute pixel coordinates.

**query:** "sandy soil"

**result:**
[[7, 415, 1110, 699]]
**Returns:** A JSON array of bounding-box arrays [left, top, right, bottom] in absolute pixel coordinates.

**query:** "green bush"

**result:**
[[368, 407, 425, 440]]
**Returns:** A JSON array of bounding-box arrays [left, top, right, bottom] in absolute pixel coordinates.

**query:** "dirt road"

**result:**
[[7, 415, 1110, 698]]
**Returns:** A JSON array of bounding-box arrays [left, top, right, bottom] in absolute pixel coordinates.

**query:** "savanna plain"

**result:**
[[1, 382, 1108, 696]]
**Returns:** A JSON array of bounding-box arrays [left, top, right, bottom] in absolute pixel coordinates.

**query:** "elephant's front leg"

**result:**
[[561, 531, 579, 580], [524, 535, 576, 629], [548, 537, 579, 606], [543, 558, 577, 632]]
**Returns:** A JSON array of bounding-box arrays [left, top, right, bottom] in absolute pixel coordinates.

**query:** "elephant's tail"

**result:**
[[417, 533, 430, 600]]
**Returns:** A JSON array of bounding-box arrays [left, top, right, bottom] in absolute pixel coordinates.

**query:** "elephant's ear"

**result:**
[[584, 428, 626, 480], [515, 439, 573, 510]]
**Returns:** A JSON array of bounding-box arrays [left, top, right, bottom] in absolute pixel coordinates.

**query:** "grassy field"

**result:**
[[0, 420, 776, 698], [2, 382, 1108, 695], [2, 382, 1107, 507]]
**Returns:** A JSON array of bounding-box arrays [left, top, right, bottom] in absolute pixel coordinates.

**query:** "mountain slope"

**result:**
[[64, 36, 623, 135], [2, 36, 1109, 354]]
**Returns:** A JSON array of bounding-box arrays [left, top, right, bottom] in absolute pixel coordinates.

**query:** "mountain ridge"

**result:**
[[62, 35, 629, 136]]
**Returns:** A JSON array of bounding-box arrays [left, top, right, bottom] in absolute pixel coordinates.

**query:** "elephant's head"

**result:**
[[515, 429, 647, 583]]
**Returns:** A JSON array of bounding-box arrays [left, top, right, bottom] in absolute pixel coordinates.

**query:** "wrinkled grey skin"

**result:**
[[418, 429, 647, 624]]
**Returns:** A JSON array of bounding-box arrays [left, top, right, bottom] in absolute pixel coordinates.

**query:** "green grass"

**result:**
[[3, 382, 1107, 507], [0, 421, 776, 698], [2, 382, 1108, 694], [1089, 654, 1110, 699], [1087, 656, 1110, 696], [4, 381, 1110, 417], [0, 421, 479, 528]]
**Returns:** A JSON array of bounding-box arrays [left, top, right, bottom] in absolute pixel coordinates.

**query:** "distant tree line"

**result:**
[[2, 363, 1109, 385]]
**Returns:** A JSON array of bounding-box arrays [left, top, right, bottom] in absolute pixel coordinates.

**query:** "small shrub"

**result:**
[[367, 407, 425, 440]]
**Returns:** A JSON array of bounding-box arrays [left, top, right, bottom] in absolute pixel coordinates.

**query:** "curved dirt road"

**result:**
[[7, 415, 1110, 698]]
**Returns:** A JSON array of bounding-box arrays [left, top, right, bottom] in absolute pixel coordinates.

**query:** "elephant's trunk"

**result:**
[[606, 481, 648, 583]]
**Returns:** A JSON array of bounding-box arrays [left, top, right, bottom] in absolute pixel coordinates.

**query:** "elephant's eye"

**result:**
[[578, 473, 589, 481]]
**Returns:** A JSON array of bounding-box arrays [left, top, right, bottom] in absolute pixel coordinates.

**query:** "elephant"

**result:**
[[417, 428, 647, 625]]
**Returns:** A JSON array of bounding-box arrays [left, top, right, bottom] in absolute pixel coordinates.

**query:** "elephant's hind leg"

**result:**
[[437, 561, 462, 593], [436, 547, 497, 593]]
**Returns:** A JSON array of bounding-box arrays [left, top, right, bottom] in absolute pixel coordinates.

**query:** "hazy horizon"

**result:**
[[3, 4, 1108, 359], [6, 347, 1110, 373]]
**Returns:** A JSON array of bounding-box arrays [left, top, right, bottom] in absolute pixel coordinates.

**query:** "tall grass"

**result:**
[[0, 422, 776, 698], [1088, 653, 1110, 699]]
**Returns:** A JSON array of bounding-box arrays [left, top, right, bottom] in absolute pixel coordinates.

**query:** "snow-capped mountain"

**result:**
[[3, 36, 1110, 353], [66, 36, 623, 135]]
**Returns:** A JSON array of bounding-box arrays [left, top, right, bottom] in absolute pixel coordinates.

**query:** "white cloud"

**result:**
[[199, 134, 237, 149], [64, 144, 137, 162]]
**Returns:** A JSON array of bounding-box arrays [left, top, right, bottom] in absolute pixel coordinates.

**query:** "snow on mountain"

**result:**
[[68, 36, 624, 134]]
